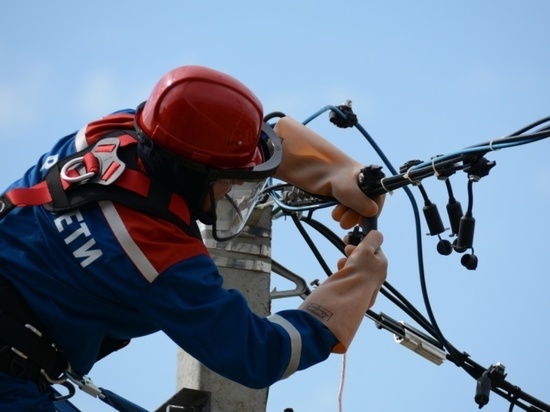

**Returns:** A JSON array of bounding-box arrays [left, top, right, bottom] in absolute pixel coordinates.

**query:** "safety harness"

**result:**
[[0, 130, 201, 237], [0, 129, 201, 392]]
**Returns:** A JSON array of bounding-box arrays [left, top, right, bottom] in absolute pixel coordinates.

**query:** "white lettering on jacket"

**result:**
[[40, 154, 59, 172], [54, 210, 103, 268]]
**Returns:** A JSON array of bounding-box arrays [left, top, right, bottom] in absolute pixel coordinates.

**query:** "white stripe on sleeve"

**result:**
[[267, 314, 302, 379]]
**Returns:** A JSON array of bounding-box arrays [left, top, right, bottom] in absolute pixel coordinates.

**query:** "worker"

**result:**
[[0, 65, 387, 411]]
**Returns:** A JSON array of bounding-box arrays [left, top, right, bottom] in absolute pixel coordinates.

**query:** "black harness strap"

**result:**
[[0, 277, 68, 384]]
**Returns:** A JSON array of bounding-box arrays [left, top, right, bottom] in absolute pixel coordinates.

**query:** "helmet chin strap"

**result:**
[[195, 186, 215, 226], [200, 183, 242, 237]]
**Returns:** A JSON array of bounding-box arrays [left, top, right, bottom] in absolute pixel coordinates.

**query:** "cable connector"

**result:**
[[394, 322, 447, 366], [374, 313, 446, 366], [474, 363, 507, 409], [67, 372, 103, 398], [357, 165, 385, 197], [329, 100, 357, 128]]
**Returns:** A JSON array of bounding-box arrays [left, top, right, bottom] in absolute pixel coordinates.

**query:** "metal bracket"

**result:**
[[270, 259, 311, 299]]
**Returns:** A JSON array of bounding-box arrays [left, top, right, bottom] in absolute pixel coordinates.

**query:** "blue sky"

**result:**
[[1, 1, 549, 411]]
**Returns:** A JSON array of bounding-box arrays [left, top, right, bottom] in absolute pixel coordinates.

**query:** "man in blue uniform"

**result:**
[[0, 65, 387, 411]]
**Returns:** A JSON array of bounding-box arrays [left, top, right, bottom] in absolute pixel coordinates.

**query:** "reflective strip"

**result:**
[[74, 126, 88, 150], [77, 128, 159, 282], [267, 314, 302, 379], [99, 200, 159, 283]]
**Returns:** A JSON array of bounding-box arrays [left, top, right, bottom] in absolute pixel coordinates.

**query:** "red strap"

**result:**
[[82, 152, 99, 175], [102, 162, 122, 182], [4, 133, 191, 225], [118, 134, 137, 147], [6, 180, 55, 206], [113, 169, 191, 223], [113, 168, 150, 197], [168, 193, 191, 223]]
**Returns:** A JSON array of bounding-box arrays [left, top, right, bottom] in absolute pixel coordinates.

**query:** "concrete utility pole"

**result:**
[[175, 203, 274, 412]]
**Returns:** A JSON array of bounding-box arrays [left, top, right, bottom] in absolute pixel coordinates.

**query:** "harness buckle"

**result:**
[[60, 137, 126, 186], [60, 157, 96, 183], [40, 368, 68, 385], [67, 371, 104, 398]]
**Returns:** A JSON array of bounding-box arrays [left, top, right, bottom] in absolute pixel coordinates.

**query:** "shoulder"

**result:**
[[97, 201, 209, 282], [76, 111, 136, 150]]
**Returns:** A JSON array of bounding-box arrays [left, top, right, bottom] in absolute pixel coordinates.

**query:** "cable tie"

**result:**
[[379, 177, 393, 195], [403, 165, 420, 185], [489, 136, 503, 152], [431, 155, 444, 178]]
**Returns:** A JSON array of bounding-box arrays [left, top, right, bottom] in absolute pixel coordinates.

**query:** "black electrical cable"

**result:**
[[506, 115, 550, 136], [280, 182, 550, 410], [289, 213, 332, 277], [297, 216, 348, 253], [273, 106, 550, 411], [354, 115, 550, 409], [297, 214, 443, 341], [381, 282, 440, 339], [307, 105, 464, 362], [401, 185, 465, 363], [465, 179, 475, 215], [445, 179, 456, 202], [352, 125, 464, 360], [264, 111, 287, 122]]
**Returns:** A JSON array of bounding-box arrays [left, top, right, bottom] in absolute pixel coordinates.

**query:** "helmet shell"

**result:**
[[137, 65, 264, 169]]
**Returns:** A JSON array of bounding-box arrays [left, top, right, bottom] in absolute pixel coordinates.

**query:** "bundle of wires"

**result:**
[[265, 106, 550, 412]]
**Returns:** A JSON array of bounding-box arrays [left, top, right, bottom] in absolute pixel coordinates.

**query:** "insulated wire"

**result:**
[[411, 127, 550, 172], [274, 107, 550, 410], [352, 112, 465, 362], [297, 215, 441, 341], [302, 105, 462, 360]]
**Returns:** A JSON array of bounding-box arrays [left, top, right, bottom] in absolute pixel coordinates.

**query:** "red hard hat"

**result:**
[[136, 65, 264, 169]]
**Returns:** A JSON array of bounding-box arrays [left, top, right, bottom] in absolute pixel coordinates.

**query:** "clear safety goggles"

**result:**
[[206, 124, 281, 241], [210, 178, 269, 241]]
